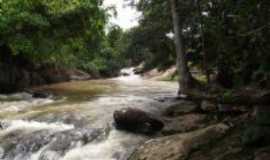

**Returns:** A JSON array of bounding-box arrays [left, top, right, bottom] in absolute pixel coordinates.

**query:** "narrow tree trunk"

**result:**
[[169, 0, 193, 94]]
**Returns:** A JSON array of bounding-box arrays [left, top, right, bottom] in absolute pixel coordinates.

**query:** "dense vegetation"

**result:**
[[0, 0, 127, 77], [0, 0, 269, 93], [0, 0, 269, 158], [124, 0, 270, 91]]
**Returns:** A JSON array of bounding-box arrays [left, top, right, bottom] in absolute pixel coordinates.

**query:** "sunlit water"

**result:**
[[0, 68, 178, 160]]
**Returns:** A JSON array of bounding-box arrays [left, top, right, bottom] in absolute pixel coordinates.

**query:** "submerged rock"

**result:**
[[113, 108, 164, 134], [1, 127, 110, 160], [128, 123, 230, 160]]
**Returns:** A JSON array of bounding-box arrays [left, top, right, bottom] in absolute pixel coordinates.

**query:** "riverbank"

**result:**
[[127, 95, 270, 160], [0, 61, 92, 94], [0, 50, 121, 94], [1, 67, 269, 160]]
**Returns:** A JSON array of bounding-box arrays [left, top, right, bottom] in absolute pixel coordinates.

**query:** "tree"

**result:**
[[126, 0, 270, 89], [0, 0, 107, 66], [169, 0, 195, 94]]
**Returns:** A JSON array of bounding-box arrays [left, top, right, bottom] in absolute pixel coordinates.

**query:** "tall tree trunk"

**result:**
[[169, 0, 193, 95]]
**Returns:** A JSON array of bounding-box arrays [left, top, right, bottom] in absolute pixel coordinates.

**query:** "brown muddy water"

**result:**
[[0, 68, 178, 160]]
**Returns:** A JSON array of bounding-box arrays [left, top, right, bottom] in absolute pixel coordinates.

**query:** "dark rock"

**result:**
[[133, 68, 143, 75], [113, 108, 164, 134], [0, 65, 29, 93], [121, 72, 130, 76], [30, 72, 46, 86], [32, 91, 51, 99], [41, 68, 70, 83]]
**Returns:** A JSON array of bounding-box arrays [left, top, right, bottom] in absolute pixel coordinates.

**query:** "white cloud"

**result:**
[[103, 0, 141, 30]]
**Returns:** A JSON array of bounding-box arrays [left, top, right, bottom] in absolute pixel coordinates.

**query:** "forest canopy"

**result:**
[[123, 0, 270, 89], [0, 0, 126, 76]]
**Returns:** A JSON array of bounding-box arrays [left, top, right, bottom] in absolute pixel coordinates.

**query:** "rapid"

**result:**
[[0, 68, 178, 160]]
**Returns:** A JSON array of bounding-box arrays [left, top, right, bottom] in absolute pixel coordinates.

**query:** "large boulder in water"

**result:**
[[113, 108, 164, 134]]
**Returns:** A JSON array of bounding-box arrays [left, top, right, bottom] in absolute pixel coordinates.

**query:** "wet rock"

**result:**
[[154, 96, 176, 103], [68, 69, 91, 81], [129, 123, 230, 160], [201, 100, 217, 112], [122, 72, 130, 76], [114, 108, 164, 134], [133, 68, 143, 75], [32, 91, 51, 99], [0, 121, 8, 129], [163, 100, 199, 117], [162, 114, 207, 135]]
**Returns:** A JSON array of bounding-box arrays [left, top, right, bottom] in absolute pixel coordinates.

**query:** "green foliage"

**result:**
[[0, 0, 127, 76], [0, 0, 102, 63], [126, 0, 270, 87], [1, 0, 269, 82], [120, 0, 176, 70]]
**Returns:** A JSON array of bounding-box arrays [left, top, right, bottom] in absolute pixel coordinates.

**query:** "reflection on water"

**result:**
[[0, 68, 178, 160]]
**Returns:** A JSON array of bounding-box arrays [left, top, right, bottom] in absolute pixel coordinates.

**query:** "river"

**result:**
[[0, 68, 178, 160]]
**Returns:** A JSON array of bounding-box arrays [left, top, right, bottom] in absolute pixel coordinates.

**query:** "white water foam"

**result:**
[[0, 120, 74, 137], [59, 130, 145, 160], [30, 143, 62, 160], [0, 94, 54, 113], [115, 67, 142, 82], [0, 92, 32, 100]]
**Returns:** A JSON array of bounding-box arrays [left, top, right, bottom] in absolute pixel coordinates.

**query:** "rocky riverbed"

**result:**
[[0, 68, 269, 160]]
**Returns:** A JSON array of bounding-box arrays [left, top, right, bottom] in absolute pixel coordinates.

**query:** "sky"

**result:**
[[103, 0, 141, 30]]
